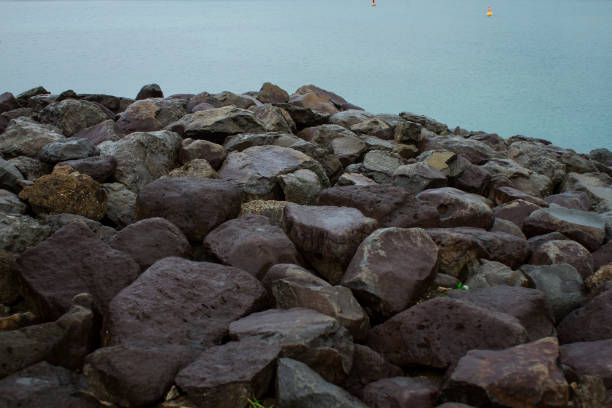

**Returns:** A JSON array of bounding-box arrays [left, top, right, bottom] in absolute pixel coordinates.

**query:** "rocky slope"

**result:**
[[1, 82, 612, 408]]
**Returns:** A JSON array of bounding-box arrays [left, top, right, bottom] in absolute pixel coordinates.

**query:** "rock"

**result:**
[[0, 92, 19, 113], [230, 308, 354, 384], [520, 264, 586, 322], [358, 134, 394, 151], [592, 241, 612, 271], [0, 107, 34, 134], [362, 377, 440, 408], [344, 345, 404, 398], [367, 297, 528, 370], [556, 287, 612, 343], [179, 138, 226, 169], [278, 168, 323, 204], [336, 172, 377, 186], [39, 137, 98, 163], [289, 92, 339, 115], [350, 117, 394, 140], [0, 117, 65, 158], [73, 119, 123, 145], [18, 222, 139, 320], [561, 172, 612, 213], [175, 337, 281, 408], [8, 156, 51, 181], [84, 344, 191, 407], [98, 130, 182, 192], [399, 112, 449, 134], [105, 257, 267, 349], [0, 361, 96, 407], [0, 189, 25, 215], [79, 93, 133, 114], [523, 204, 606, 252], [449, 161, 491, 195], [18, 165, 107, 220], [416, 187, 494, 229], [224, 131, 300, 153], [464, 259, 530, 289], [590, 148, 612, 166], [15, 86, 50, 106], [329, 110, 373, 128], [219, 145, 328, 200], [0, 250, 20, 305], [545, 191, 591, 211], [204, 214, 301, 279], [58, 155, 116, 182], [439, 337, 568, 408], [110, 217, 191, 270], [266, 264, 369, 341], [317, 184, 440, 229], [490, 217, 526, 239], [560, 339, 612, 388], [166, 106, 266, 144], [467, 133, 508, 151], [272, 102, 329, 129], [136, 83, 164, 100], [207, 91, 259, 109], [529, 240, 594, 279], [352, 150, 403, 184], [447, 286, 556, 341], [294, 84, 360, 111], [298, 124, 367, 166], [567, 375, 609, 408], [585, 264, 612, 291], [392, 162, 447, 194], [102, 182, 136, 228], [258, 82, 290, 104], [116, 98, 186, 134], [284, 203, 377, 284], [276, 358, 370, 408], [0, 214, 52, 254], [493, 198, 542, 229], [343, 227, 439, 320], [38, 99, 110, 137], [252, 104, 296, 133], [508, 141, 567, 185], [0, 157, 24, 193], [425, 135, 498, 165], [240, 199, 287, 228], [166, 158, 218, 179], [393, 120, 423, 144], [39, 213, 116, 245], [491, 185, 547, 207], [136, 177, 241, 242]]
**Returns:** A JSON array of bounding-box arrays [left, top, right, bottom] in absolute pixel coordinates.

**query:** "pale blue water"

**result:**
[[1, 0, 611, 153]]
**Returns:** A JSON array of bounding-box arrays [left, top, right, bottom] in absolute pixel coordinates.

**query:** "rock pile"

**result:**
[[1, 83, 611, 408]]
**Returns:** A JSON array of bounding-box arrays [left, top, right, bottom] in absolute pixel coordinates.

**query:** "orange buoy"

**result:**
[[486, 6, 493, 16], [372, 0, 376, 6]]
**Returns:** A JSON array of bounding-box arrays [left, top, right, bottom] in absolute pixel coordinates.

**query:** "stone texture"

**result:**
[[400, 112, 449, 134], [520, 264, 586, 322], [276, 358, 370, 408], [229, 308, 354, 385], [204, 214, 301, 279], [490, 217, 527, 239], [561, 172, 612, 213], [416, 187, 494, 229], [545, 191, 591, 211], [492, 185, 548, 207], [493, 198, 542, 230], [136, 83, 164, 100], [39, 138, 98, 164], [560, 339, 612, 388], [0, 214, 52, 254], [362, 377, 440, 408], [73, 119, 123, 146], [329, 109, 373, 128], [179, 138, 226, 169], [0, 157, 24, 193], [253, 104, 296, 133], [116, 98, 186, 133], [351, 117, 394, 140], [289, 92, 338, 115], [278, 168, 323, 204], [110, 217, 191, 270], [17, 222, 139, 320], [283, 203, 378, 284], [342, 227, 439, 320], [439, 337, 568, 408], [166, 158, 218, 179], [39, 213, 116, 245], [298, 124, 367, 166], [464, 259, 530, 289], [98, 130, 182, 192], [557, 287, 612, 344], [8, 155, 50, 181], [18, 165, 107, 220], [592, 240, 612, 271], [102, 182, 136, 228], [0, 92, 19, 113], [0, 189, 25, 215], [258, 82, 290, 104], [135, 177, 241, 241], [105, 257, 267, 349], [344, 344, 404, 398], [38, 99, 110, 136], [392, 162, 447, 194], [175, 337, 281, 408], [529, 239, 594, 279], [240, 199, 287, 227], [0, 117, 65, 158], [58, 155, 116, 183], [367, 297, 528, 370], [425, 135, 498, 164]]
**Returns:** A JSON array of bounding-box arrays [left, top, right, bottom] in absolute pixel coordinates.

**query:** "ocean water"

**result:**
[[1, 0, 611, 153]]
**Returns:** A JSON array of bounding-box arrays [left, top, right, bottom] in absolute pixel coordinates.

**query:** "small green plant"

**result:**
[[247, 397, 273, 408], [457, 282, 469, 291]]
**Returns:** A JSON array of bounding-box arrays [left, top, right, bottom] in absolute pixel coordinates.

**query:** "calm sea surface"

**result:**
[[1, 0, 611, 153]]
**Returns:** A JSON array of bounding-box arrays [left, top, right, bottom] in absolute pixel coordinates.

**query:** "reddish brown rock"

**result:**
[[592, 240, 612, 271], [294, 84, 360, 111], [0, 92, 19, 114], [545, 191, 591, 211], [17, 222, 139, 320], [289, 92, 338, 115], [490, 217, 526, 239], [58, 155, 117, 182], [342, 227, 439, 320], [492, 185, 548, 206], [439, 337, 568, 407], [367, 297, 528, 370], [136, 83, 163, 100], [105, 257, 267, 349], [298, 124, 366, 166], [362, 377, 440, 408], [344, 345, 404, 398], [179, 138, 226, 169], [493, 199, 541, 230], [560, 339, 612, 388], [135, 177, 241, 242], [38, 99, 111, 136], [529, 239, 594, 279], [204, 214, 301, 279], [392, 162, 447, 194], [117, 98, 186, 134], [416, 187, 494, 229], [73, 119, 122, 145], [557, 287, 612, 344], [258, 82, 290, 104]]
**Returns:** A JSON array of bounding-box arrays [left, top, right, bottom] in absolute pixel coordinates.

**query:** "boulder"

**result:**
[[464, 259, 530, 289], [362, 377, 440, 408], [399, 112, 449, 134], [253, 104, 296, 133], [110, 217, 191, 270], [344, 345, 403, 398], [229, 308, 354, 385], [545, 191, 591, 211], [240, 199, 287, 228], [0, 92, 19, 113], [206, 91, 259, 109], [520, 264, 586, 322], [0, 157, 24, 193], [523, 204, 606, 251], [58, 155, 117, 182], [116, 98, 186, 133], [592, 241, 612, 271], [561, 172, 612, 213], [294, 84, 360, 111], [350, 117, 394, 140], [18, 165, 107, 220], [342, 227, 439, 320], [439, 337, 568, 407], [175, 337, 281, 408], [136, 83, 163, 100], [529, 239, 594, 279], [556, 287, 612, 344], [0, 189, 25, 215], [416, 187, 494, 229], [0, 214, 52, 254], [467, 133, 507, 151], [276, 358, 370, 408], [105, 257, 267, 349], [490, 217, 527, 239], [425, 135, 498, 164], [79, 93, 133, 114], [284, 203, 378, 284], [367, 297, 528, 369], [98, 130, 182, 192], [166, 106, 266, 144], [392, 162, 447, 194], [560, 339, 612, 388], [258, 82, 289, 104], [203, 214, 301, 279], [508, 141, 567, 185], [38, 99, 110, 136], [447, 286, 556, 341], [72, 119, 123, 145], [0, 117, 65, 158], [39, 213, 116, 246], [272, 102, 329, 129], [0, 107, 34, 134], [354, 150, 404, 184], [223, 131, 300, 153], [336, 172, 377, 186], [102, 182, 136, 228], [278, 168, 324, 204], [166, 158, 218, 179], [15, 86, 50, 106], [493, 199, 542, 229], [329, 109, 373, 128], [39, 137, 98, 163], [585, 264, 612, 291], [289, 91, 338, 115], [8, 155, 50, 181], [298, 124, 367, 166], [17, 222, 139, 320], [491, 185, 547, 207]]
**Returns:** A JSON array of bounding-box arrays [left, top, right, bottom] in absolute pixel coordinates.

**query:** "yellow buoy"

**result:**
[[486, 6, 493, 16]]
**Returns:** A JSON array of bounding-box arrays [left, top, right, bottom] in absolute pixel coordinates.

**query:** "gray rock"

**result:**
[[0, 189, 26, 214], [557, 287, 612, 344], [253, 104, 296, 133], [561, 172, 612, 213], [465, 259, 530, 289], [166, 158, 218, 179], [117, 98, 187, 134], [399, 112, 449, 134], [490, 217, 526, 239], [336, 172, 377, 186], [0, 213, 52, 254], [278, 168, 323, 204], [59, 155, 117, 182], [39, 137, 98, 163], [545, 191, 591, 211], [73, 119, 123, 145], [393, 162, 447, 194], [38, 99, 111, 136], [0, 117, 65, 158], [329, 110, 373, 128], [298, 124, 367, 166], [0, 92, 19, 113], [179, 138, 226, 169], [362, 376, 440, 408], [529, 239, 594, 279], [40, 213, 116, 245], [493, 198, 542, 230], [102, 182, 136, 228], [136, 83, 163, 100], [416, 187, 494, 229], [359, 150, 405, 184], [344, 345, 404, 398], [560, 339, 612, 388], [223, 131, 300, 153], [508, 141, 567, 185], [0, 157, 25, 193], [351, 117, 394, 140], [425, 135, 498, 164]]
